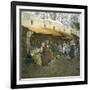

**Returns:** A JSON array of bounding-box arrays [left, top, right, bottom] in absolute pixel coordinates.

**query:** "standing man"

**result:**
[[69, 40, 75, 60]]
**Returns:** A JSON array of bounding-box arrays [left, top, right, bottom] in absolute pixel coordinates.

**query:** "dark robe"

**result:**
[[41, 45, 52, 65], [69, 45, 75, 59], [25, 54, 34, 64]]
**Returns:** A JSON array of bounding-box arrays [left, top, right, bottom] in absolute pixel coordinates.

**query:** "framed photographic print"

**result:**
[[11, 1, 88, 89]]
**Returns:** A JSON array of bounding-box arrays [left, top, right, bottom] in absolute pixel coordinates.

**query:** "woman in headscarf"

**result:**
[[33, 48, 42, 66], [41, 41, 53, 66]]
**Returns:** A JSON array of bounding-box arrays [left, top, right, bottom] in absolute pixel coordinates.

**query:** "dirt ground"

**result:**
[[21, 55, 80, 78]]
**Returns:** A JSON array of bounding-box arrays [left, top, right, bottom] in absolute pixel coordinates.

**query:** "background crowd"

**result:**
[[25, 39, 80, 66]]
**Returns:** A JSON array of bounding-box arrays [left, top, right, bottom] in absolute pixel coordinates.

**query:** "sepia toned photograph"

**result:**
[[20, 10, 80, 78]]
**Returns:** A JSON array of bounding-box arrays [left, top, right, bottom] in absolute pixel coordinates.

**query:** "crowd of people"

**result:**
[[25, 39, 80, 66]]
